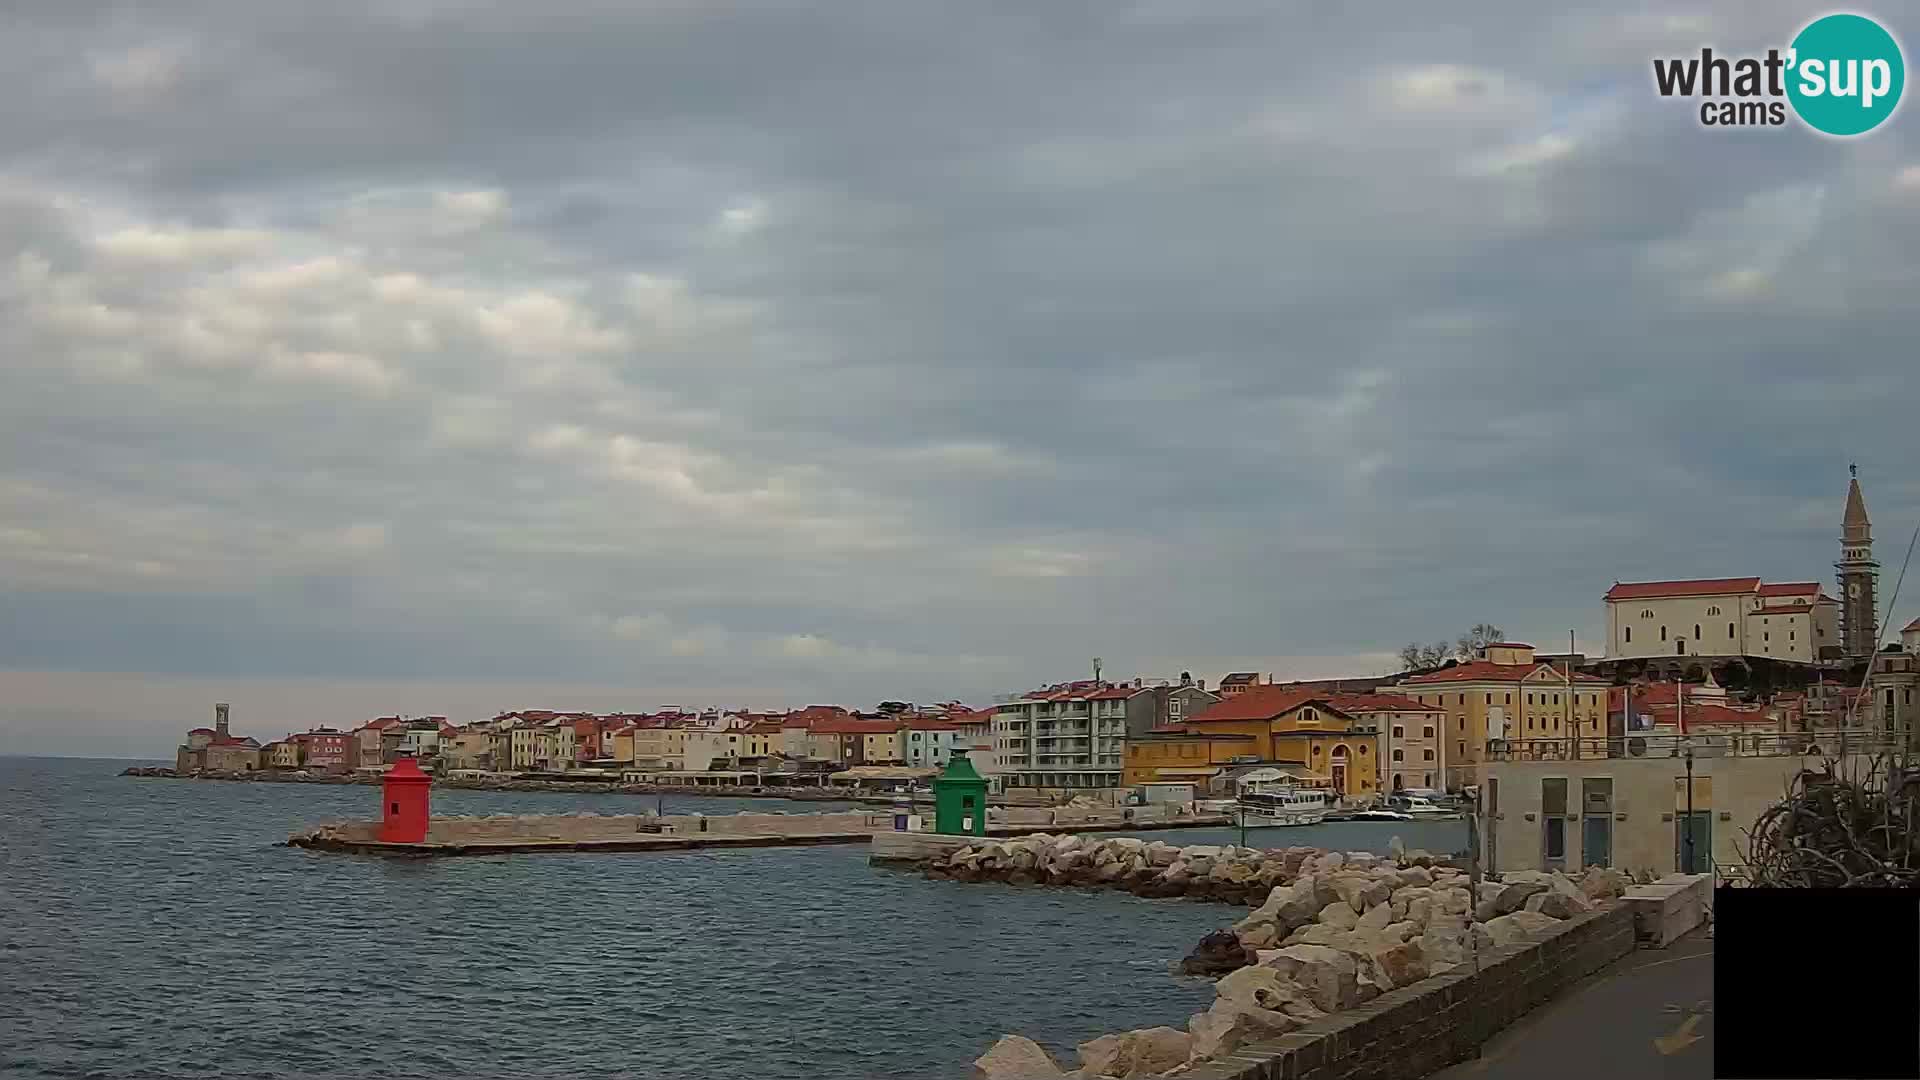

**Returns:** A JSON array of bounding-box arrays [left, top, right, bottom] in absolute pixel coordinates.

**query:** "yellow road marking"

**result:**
[[1655, 1013, 1705, 1055]]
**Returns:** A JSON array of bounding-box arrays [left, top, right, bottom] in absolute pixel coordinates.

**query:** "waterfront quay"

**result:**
[[290, 805, 1231, 856]]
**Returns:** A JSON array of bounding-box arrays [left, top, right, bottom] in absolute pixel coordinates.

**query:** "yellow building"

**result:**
[[860, 729, 902, 764], [268, 740, 300, 769], [632, 727, 690, 768], [1122, 731, 1257, 787], [743, 724, 781, 758], [604, 727, 636, 765], [1393, 642, 1611, 790], [1171, 689, 1383, 798]]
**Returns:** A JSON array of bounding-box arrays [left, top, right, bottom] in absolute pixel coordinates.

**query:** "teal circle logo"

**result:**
[[1787, 14, 1905, 136]]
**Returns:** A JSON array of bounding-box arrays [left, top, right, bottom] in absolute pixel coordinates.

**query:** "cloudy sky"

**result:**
[[4, 2, 1918, 756]]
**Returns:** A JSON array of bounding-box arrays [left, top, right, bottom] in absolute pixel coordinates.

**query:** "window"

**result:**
[[1505, 693, 1512, 705], [1553, 694, 1560, 706], [1457, 717, 1465, 732], [1728, 622, 1736, 638], [1458, 694, 1466, 705], [1528, 694, 1535, 705], [1423, 749, 1435, 760], [1693, 624, 1701, 640], [1423, 725, 1434, 738], [1764, 632, 1770, 643], [1641, 609, 1654, 618], [1457, 740, 1466, 758], [1707, 605, 1721, 616], [1527, 718, 1535, 730], [1393, 749, 1404, 761], [1485, 693, 1492, 704], [1625, 626, 1631, 643], [1660, 625, 1668, 641], [1392, 725, 1404, 738]]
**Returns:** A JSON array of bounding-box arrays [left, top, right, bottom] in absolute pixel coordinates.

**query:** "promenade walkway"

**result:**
[[1432, 927, 1714, 1080]]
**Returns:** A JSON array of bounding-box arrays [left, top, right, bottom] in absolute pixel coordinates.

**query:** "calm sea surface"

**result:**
[[0, 756, 1466, 1080]]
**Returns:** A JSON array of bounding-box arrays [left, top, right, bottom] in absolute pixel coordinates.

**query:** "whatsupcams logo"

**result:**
[[1652, 12, 1905, 135]]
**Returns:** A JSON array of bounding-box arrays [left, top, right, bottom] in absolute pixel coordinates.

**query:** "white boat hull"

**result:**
[[1236, 807, 1329, 827]]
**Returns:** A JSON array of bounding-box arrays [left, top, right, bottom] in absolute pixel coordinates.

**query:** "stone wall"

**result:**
[[1179, 904, 1637, 1080]]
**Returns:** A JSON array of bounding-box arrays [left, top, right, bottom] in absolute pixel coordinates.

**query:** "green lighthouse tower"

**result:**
[[931, 751, 988, 836]]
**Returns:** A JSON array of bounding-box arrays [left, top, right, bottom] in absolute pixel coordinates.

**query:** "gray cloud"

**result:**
[[3, 3, 1918, 751]]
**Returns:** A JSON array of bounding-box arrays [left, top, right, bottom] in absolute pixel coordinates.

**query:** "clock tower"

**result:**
[[1837, 465, 1880, 659]]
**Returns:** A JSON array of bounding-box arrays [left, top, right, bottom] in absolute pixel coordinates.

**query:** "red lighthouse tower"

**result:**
[[378, 757, 432, 843]]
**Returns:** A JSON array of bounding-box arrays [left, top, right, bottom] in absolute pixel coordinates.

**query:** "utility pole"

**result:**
[[1565, 629, 1577, 761]]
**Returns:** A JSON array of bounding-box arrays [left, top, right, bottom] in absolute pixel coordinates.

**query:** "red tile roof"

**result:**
[[1086, 687, 1141, 701], [1187, 687, 1336, 723], [1605, 577, 1761, 601], [1402, 660, 1607, 685], [1756, 582, 1822, 597], [1323, 692, 1443, 714], [188, 727, 216, 736], [901, 717, 964, 731], [1644, 702, 1774, 729], [808, 718, 902, 736]]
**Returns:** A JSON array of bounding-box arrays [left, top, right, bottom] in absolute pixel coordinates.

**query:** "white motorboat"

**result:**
[[1233, 783, 1334, 827], [1349, 808, 1415, 822], [1386, 793, 1464, 820]]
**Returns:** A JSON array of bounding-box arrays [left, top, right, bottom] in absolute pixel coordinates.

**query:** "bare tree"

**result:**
[[1740, 752, 1919, 887], [1398, 640, 1453, 671], [1400, 624, 1505, 673], [1454, 623, 1505, 660]]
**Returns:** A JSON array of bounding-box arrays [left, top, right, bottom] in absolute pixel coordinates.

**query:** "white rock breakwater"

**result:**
[[952, 836, 1632, 1079]]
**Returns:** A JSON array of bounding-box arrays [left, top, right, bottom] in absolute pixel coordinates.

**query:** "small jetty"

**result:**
[[288, 809, 1231, 856], [288, 755, 1228, 857]]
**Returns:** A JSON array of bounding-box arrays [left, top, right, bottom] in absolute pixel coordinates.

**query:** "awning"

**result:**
[[1146, 767, 1224, 777]]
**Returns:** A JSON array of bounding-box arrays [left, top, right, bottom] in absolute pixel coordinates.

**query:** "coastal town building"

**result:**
[[899, 717, 964, 769], [1598, 471, 1877, 674], [1603, 577, 1839, 666], [292, 729, 352, 772], [1393, 642, 1610, 792], [1322, 693, 1445, 793], [1838, 467, 1880, 660], [1479, 730, 1899, 877], [991, 682, 1134, 790], [1172, 687, 1381, 798], [174, 703, 264, 773], [1217, 672, 1264, 697], [1867, 632, 1920, 741]]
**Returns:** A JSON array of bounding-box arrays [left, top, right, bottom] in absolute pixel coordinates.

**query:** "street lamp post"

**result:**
[[1682, 733, 1697, 874]]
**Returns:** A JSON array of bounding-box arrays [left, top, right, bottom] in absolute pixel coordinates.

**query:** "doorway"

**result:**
[[1675, 812, 1712, 874]]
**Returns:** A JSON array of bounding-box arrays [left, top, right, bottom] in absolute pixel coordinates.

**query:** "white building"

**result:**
[[1603, 577, 1839, 664], [992, 682, 1133, 789]]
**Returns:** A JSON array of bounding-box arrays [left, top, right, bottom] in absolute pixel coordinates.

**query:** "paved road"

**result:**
[[1431, 928, 1714, 1080]]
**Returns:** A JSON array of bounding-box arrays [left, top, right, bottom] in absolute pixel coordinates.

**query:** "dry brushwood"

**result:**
[[1739, 755, 1920, 888]]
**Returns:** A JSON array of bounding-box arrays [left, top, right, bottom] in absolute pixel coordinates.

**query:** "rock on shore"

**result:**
[[967, 842, 1625, 1079]]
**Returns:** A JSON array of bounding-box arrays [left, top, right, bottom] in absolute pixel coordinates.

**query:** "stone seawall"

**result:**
[[1180, 905, 1637, 1080]]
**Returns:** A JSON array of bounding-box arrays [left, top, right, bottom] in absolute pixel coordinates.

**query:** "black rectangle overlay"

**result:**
[[1716, 888, 1920, 1079]]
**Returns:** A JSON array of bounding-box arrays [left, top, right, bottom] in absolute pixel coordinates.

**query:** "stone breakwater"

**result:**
[[943, 836, 1633, 1079]]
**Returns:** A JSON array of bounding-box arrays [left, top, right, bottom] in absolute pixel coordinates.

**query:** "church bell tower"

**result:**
[[1837, 464, 1880, 659]]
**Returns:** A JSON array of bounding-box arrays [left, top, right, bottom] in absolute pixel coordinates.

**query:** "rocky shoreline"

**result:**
[[943, 835, 1634, 1079]]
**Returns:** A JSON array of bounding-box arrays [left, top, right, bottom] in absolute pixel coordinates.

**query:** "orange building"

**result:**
[[1127, 687, 1381, 798]]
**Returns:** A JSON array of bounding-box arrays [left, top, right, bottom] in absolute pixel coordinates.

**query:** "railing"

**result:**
[[1482, 732, 1907, 762]]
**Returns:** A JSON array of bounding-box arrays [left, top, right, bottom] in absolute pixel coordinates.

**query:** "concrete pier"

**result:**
[[289, 808, 1232, 857]]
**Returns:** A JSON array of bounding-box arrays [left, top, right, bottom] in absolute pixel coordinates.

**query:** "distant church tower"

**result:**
[[1837, 465, 1880, 658]]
